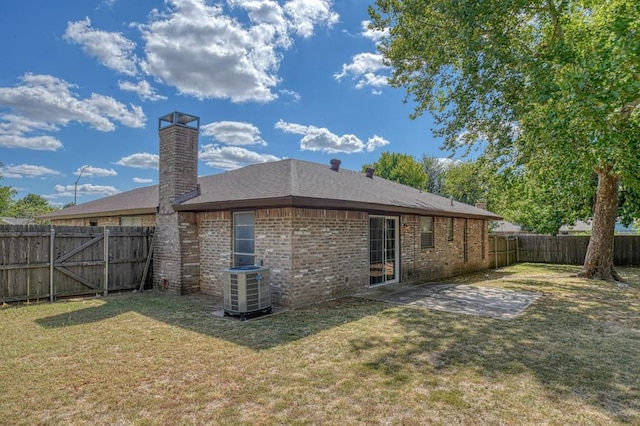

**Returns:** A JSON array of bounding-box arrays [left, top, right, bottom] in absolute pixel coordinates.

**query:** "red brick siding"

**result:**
[[289, 209, 368, 307], [197, 211, 232, 297], [255, 208, 293, 306], [400, 215, 490, 282]]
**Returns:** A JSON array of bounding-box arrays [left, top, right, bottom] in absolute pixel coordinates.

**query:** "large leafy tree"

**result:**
[[363, 151, 428, 189], [9, 193, 55, 219], [441, 161, 487, 206], [0, 164, 17, 216], [421, 155, 448, 195], [370, 0, 640, 280]]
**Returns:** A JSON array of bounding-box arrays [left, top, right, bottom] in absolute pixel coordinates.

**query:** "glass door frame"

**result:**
[[368, 215, 400, 287]]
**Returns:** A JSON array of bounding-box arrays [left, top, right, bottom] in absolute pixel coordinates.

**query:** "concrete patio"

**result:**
[[355, 282, 542, 320]]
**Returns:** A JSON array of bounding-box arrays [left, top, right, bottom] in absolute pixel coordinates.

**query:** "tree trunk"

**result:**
[[577, 166, 621, 281]]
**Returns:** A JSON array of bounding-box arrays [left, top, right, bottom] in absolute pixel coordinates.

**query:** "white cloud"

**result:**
[[118, 80, 167, 101], [274, 119, 309, 134], [64, 17, 139, 76], [201, 121, 266, 146], [275, 120, 391, 154], [133, 177, 154, 183], [49, 183, 120, 198], [135, 0, 337, 102], [355, 73, 388, 89], [0, 114, 64, 151], [334, 21, 391, 91], [360, 20, 388, 42], [1, 164, 61, 179], [115, 152, 159, 169], [366, 135, 390, 152], [0, 134, 63, 151], [284, 0, 339, 38], [74, 165, 117, 177], [278, 89, 301, 102], [0, 74, 146, 137], [199, 144, 280, 170], [300, 128, 364, 153], [334, 52, 389, 90]]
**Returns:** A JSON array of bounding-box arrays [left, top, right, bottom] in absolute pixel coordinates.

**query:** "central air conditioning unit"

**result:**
[[223, 265, 272, 320]]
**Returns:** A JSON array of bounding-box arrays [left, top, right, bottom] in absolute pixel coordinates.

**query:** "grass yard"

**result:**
[[1, 263, 639, 425]]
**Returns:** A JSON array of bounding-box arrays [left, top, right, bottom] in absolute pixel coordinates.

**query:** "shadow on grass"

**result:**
[[34, 267, 640, 421], [35, 294, 388, 351], [350, 278, 640, 422]]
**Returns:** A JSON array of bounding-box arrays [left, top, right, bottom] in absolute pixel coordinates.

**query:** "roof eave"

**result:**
[[175, 196, 502, 220], [38, 207, 158, 221]]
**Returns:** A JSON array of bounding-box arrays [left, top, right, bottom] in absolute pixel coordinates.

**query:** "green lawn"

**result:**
[[1, 263, 638, 425]]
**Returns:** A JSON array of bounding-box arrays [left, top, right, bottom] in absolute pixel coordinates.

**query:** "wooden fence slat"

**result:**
[[493, 235, 640, 266], [56, 235, 104, 263], [1, 225, 154, 303]]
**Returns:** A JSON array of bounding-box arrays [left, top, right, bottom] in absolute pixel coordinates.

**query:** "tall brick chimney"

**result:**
[[154, 112, 201, 295]]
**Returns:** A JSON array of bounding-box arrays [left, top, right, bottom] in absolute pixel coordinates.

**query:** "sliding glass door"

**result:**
[[369, 216, 399, 286]]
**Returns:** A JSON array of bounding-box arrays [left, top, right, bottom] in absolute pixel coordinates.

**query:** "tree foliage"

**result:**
[[363, 151, 428, 189], [0, 165, 17, 216], [0, 164, 54, 219], [421, 155, 448, 195], [440, 161, 486, 207], [9, 193, 55, 219], [370, 0, 640, 279]]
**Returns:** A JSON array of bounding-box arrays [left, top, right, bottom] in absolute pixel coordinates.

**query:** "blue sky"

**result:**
[[0, 0, 451, 206]]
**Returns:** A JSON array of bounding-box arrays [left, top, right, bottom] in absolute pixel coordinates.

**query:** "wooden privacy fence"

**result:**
[[0, 225, 154, 303], [517, 235, 640, 266], [488, 235, 518, 268], [489, 235, 640, 267]]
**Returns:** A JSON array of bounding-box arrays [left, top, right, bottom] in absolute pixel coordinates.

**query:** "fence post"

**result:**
[[506, 237, 510, 266], [516, 236, 519, 263], [104, 227, 109, 296], [49, 227, 55, 302], [494, 236, 498, 269]]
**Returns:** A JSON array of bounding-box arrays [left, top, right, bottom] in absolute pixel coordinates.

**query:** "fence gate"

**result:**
[[0, 225, 154, 303]]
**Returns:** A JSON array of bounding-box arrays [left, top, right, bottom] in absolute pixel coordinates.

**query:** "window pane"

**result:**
[[235, 225, 254, 239], [234, 212, 255, 267], [234, 254, 255, 266], [234, 213, 254, 226], [235, 239, 254, 254], [421, 216, 434, 248], [421, 233, 433, 248]]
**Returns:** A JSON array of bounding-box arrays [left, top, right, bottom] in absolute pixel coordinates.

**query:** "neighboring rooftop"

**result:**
[[41, 159, 502, 221], [0, 217, 35, 225]]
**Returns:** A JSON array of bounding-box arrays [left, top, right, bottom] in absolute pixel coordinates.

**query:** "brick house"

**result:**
[[42, 112, 501, 307]]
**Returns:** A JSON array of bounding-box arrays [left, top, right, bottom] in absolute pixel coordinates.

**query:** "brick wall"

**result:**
[[154, 121, 200, 294], [197, 211, 232, 297], [178, 212, 200, 294], [289, 209, 368, 307], [400, 215, 490, 282], [158, 124, 198, 215], [154, 212, 182, 294], [255, 208, 293, 305], [196, 208, 368, 307]]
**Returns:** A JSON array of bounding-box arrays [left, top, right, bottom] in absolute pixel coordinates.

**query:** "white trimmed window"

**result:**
[[447, 217, 454, 241], [421, 216, 434, 249], [120, 216, 142, 226], [233, 212, 255, 266]]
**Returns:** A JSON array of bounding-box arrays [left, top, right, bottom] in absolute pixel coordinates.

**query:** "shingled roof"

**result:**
[[41, 159, 501, 221]]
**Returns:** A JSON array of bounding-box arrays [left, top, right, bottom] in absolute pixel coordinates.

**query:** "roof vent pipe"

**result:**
[[450, 196, 454, 206], [365, 167, 375, 178], [330, 158, 341, 171]]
